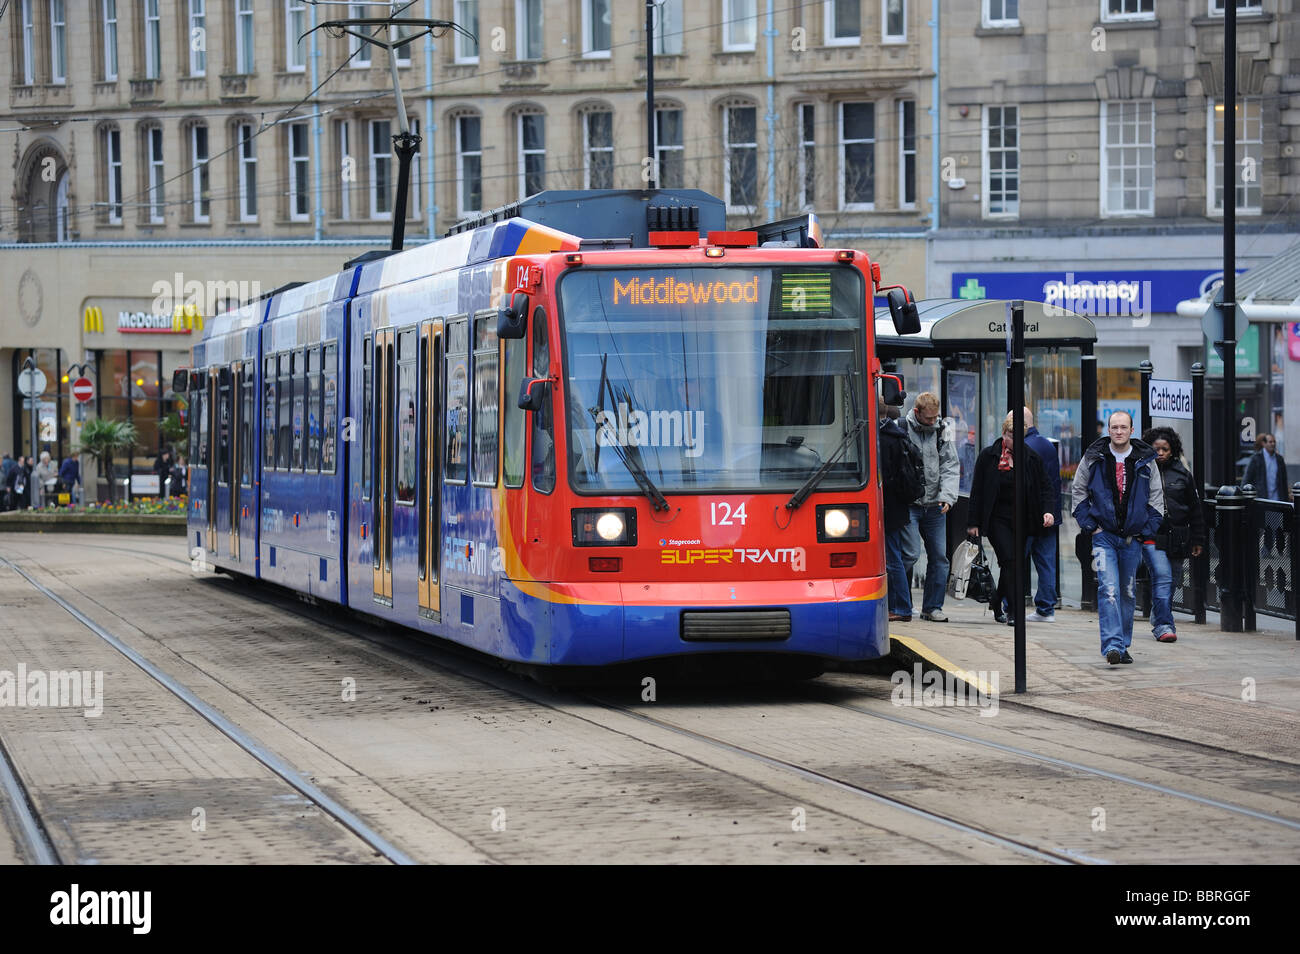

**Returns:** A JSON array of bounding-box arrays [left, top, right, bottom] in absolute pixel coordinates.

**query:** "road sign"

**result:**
[[1201, 284, 1249, 343], [72, 377, 94, 402], [1149, 378, 1194, 421], [17, 367, 46, 397]]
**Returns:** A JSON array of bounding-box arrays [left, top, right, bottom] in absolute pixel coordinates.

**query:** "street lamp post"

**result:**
[[21, 357, 38, 464], [66, 361, 92, 505]]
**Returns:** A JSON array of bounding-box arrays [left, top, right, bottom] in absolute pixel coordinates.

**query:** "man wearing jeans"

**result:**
[[901, 392, 960, 622], [1023, 408, 1061, 622], [1070, 412, 1164, 665]]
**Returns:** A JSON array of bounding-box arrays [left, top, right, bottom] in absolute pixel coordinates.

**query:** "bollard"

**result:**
[[1215, 486, 1244, 632], [1077, 530, 1097, 610], [1293, 482, 1300, 641], [1240, 484, 1257, 632]]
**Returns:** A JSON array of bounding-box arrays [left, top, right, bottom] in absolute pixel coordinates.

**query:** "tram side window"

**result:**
[[472, 314, 499, 487], [396, 329, 418, 503], [195, 373, 209, 469], [530, 307, 555, 493], [264, 357, 277, 469], [445, 318, 469, 483], [241, 368, 254, 487], [362, 336, 372, 496], [188, 376, 201, 465], [292, 348, 306, 471], [218, 371, 232, 484], [503, 330, 526, 488], [306, 346, 321, 472], [323, 343, 338, 474], [277, 353, 292, 469]]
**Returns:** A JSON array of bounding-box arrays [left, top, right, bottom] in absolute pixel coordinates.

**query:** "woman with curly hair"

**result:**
[[1140, 426, 1206, 644]]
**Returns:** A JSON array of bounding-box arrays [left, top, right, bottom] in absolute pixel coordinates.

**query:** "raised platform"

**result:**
[[0, 512, 186, 535]]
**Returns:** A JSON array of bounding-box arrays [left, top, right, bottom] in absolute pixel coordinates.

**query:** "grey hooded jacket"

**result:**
[[904, 408, 960, 508]]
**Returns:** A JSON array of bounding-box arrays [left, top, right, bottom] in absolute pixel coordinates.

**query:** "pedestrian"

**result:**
[[1071, 411, 1165, 665], [966, 414, 1055, 625], [6, 454, 32, 510], [171, 454, 188, 497], [1023, 408, 1062, 622], [1139, 427, 1205, 644], [59, 454, 81, 505], [33, 451, 57, 509], [1243, 433, 1290, 501], [879, 405, 919, 621], [154, 448, 173, 497], [901, 392, 960, 622], [0, 453, 14, 511]]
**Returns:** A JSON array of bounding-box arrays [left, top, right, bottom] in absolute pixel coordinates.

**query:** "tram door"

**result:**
[[418, 321, 442, 619], [228, 362, 242, 562], [372, 328, 395, 603], [206, 371, 218, 553]]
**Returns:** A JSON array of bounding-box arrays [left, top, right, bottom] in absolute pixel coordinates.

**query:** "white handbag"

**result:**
[[948, 538, 981, 600]]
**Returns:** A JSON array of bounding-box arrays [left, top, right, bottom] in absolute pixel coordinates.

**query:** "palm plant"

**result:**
[[77, 417, 138, 503]]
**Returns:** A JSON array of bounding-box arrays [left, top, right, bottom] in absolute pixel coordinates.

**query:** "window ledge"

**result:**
[[1191, 12, 1271, 26], [975, 24, 1024, 36], [1094, 18, 1160, 30], [178, 221, 213, 229]]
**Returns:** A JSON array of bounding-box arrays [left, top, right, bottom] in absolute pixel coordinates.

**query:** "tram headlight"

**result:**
[[817, 504, 868, 543], [572, 507, 637, 547]]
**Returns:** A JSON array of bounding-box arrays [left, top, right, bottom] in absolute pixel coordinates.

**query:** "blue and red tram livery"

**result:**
[[182, 190, 920, 671]]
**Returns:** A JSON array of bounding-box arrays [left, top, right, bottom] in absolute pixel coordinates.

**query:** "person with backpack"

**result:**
[[966, 414, 1056, 624], [880, 405, 924, 621], [901, 392, 960, 622]]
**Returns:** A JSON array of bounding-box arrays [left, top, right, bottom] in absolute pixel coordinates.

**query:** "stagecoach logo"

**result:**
[[595, 403, 704, 458], [660, 546, 807, 571]]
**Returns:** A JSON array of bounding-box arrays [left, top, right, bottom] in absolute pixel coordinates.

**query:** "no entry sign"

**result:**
[[72, 377, 94, 403]]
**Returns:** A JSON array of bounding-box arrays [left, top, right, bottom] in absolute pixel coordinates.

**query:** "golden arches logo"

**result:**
[[83, 306, 104, 333], [171, 303, 204, 332]]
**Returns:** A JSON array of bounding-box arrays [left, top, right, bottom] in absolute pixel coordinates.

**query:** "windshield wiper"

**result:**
[[784, 417, 869, 512], [587, 365, 670, 511]]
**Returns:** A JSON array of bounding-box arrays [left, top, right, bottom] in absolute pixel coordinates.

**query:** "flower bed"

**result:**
[[37, 496, 188, 516]]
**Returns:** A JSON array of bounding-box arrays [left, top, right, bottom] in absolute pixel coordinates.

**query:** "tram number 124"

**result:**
[[711, 502, 748, 526]]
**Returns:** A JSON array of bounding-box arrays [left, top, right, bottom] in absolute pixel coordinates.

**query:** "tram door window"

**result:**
[[277, 353, 292, 470], [292, 348, 306, 472], [419, 321, 442, 618], [503, 325, 526, 488], [306, 346, 322, 472], [445, 318, 469, 483], [362, 335, 372, 497], [322, 343, 338, 474], [472, 312, 499, 487], [206, 370, 218, 551], [217, 368, 232, 486], [195, 372, 209, 469], [241, 365, 254, 487], [530, 307, 555, 493], [264, 356, 277, 469], [372, 329, 395, 602], [396, 329, 418, 503], [228, 363, 241, 562]]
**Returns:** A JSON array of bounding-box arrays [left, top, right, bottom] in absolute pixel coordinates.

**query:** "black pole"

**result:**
[[1222, 0, 1238, 488], [1240, 483, 1257, 632], [1217, 486, 1243, 632], [1191, 362, 1207, 625], [1139, 359, 1153, 437], [390, 130, 421, 251], [1079, 345, 1098, 610], [645, 0, 657, 190], [1011, 301, 1026, 694]]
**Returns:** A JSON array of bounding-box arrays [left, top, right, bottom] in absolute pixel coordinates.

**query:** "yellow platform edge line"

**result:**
[[890, 633, 997, 698]]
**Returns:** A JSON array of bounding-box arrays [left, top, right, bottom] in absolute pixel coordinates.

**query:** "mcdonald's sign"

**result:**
[[172, 302, 203, 332], [83, 306, 104, 333]]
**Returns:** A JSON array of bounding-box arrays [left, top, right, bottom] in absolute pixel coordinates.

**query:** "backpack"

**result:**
[[895, 433, 926, 505]]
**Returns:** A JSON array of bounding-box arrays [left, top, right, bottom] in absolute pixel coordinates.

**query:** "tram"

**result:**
[[181, 190, 920, 671]]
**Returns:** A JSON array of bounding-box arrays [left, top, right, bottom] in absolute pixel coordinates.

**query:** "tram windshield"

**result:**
[[557, 265, 867, 494]]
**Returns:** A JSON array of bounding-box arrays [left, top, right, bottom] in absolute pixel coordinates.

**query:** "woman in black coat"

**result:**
[[1140, 427, 1205, 643], [966, 417, 1056, 623]]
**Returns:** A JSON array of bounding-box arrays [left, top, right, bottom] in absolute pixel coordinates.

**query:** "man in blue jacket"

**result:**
[[1071, 411, 1165, 665], [1023, 409, 1062, 622]]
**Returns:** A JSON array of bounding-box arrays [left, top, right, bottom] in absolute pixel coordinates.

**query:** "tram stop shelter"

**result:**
[[874, 298, 1098, 607]]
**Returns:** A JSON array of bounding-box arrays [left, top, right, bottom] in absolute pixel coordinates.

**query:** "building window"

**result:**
[[338, 121, 353, 219], [191, 124, 211, 223], [898, 100, 917, 209], [724, 104, 758, 212], [1101, 100, 1154, 216], [1210, 1, 1263, 15], [584, 111, 614, 189], [144, 0, 162, 79], [825, 0, 860, 45], [393, 5, 412, 64], [188, 0, 206, 75], [983, 104, 1019, 218], [348, 4, 372, 66], [457, 114, 482, 216], [653, 0, 683, 54], [982, 0, 1018, 28], [455, 0, 479, 63], [516, 0, 543, 59], [103, 0, 119, 80], [20, 0, 35, 85], [370, 119, 392, 218], [236, 0, 255, 73], [1103, 0, 1154, 21], [105, 128, 123, 223], [147, 126, 165, 224], [583, 0, 612, 57], [723, 0, 757, 51], [289, 122, 310, 221], [518, 112, 545, 199], [798, 103, 816, 210], [51, 0, 67, 84], [839, 101, 874, 210], [238, 123, 258, 221], [1208, 97, 1263, 215], [656, 108, 684, 188], [882, 0, 905, 43], [285, 0, 306, 71]]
